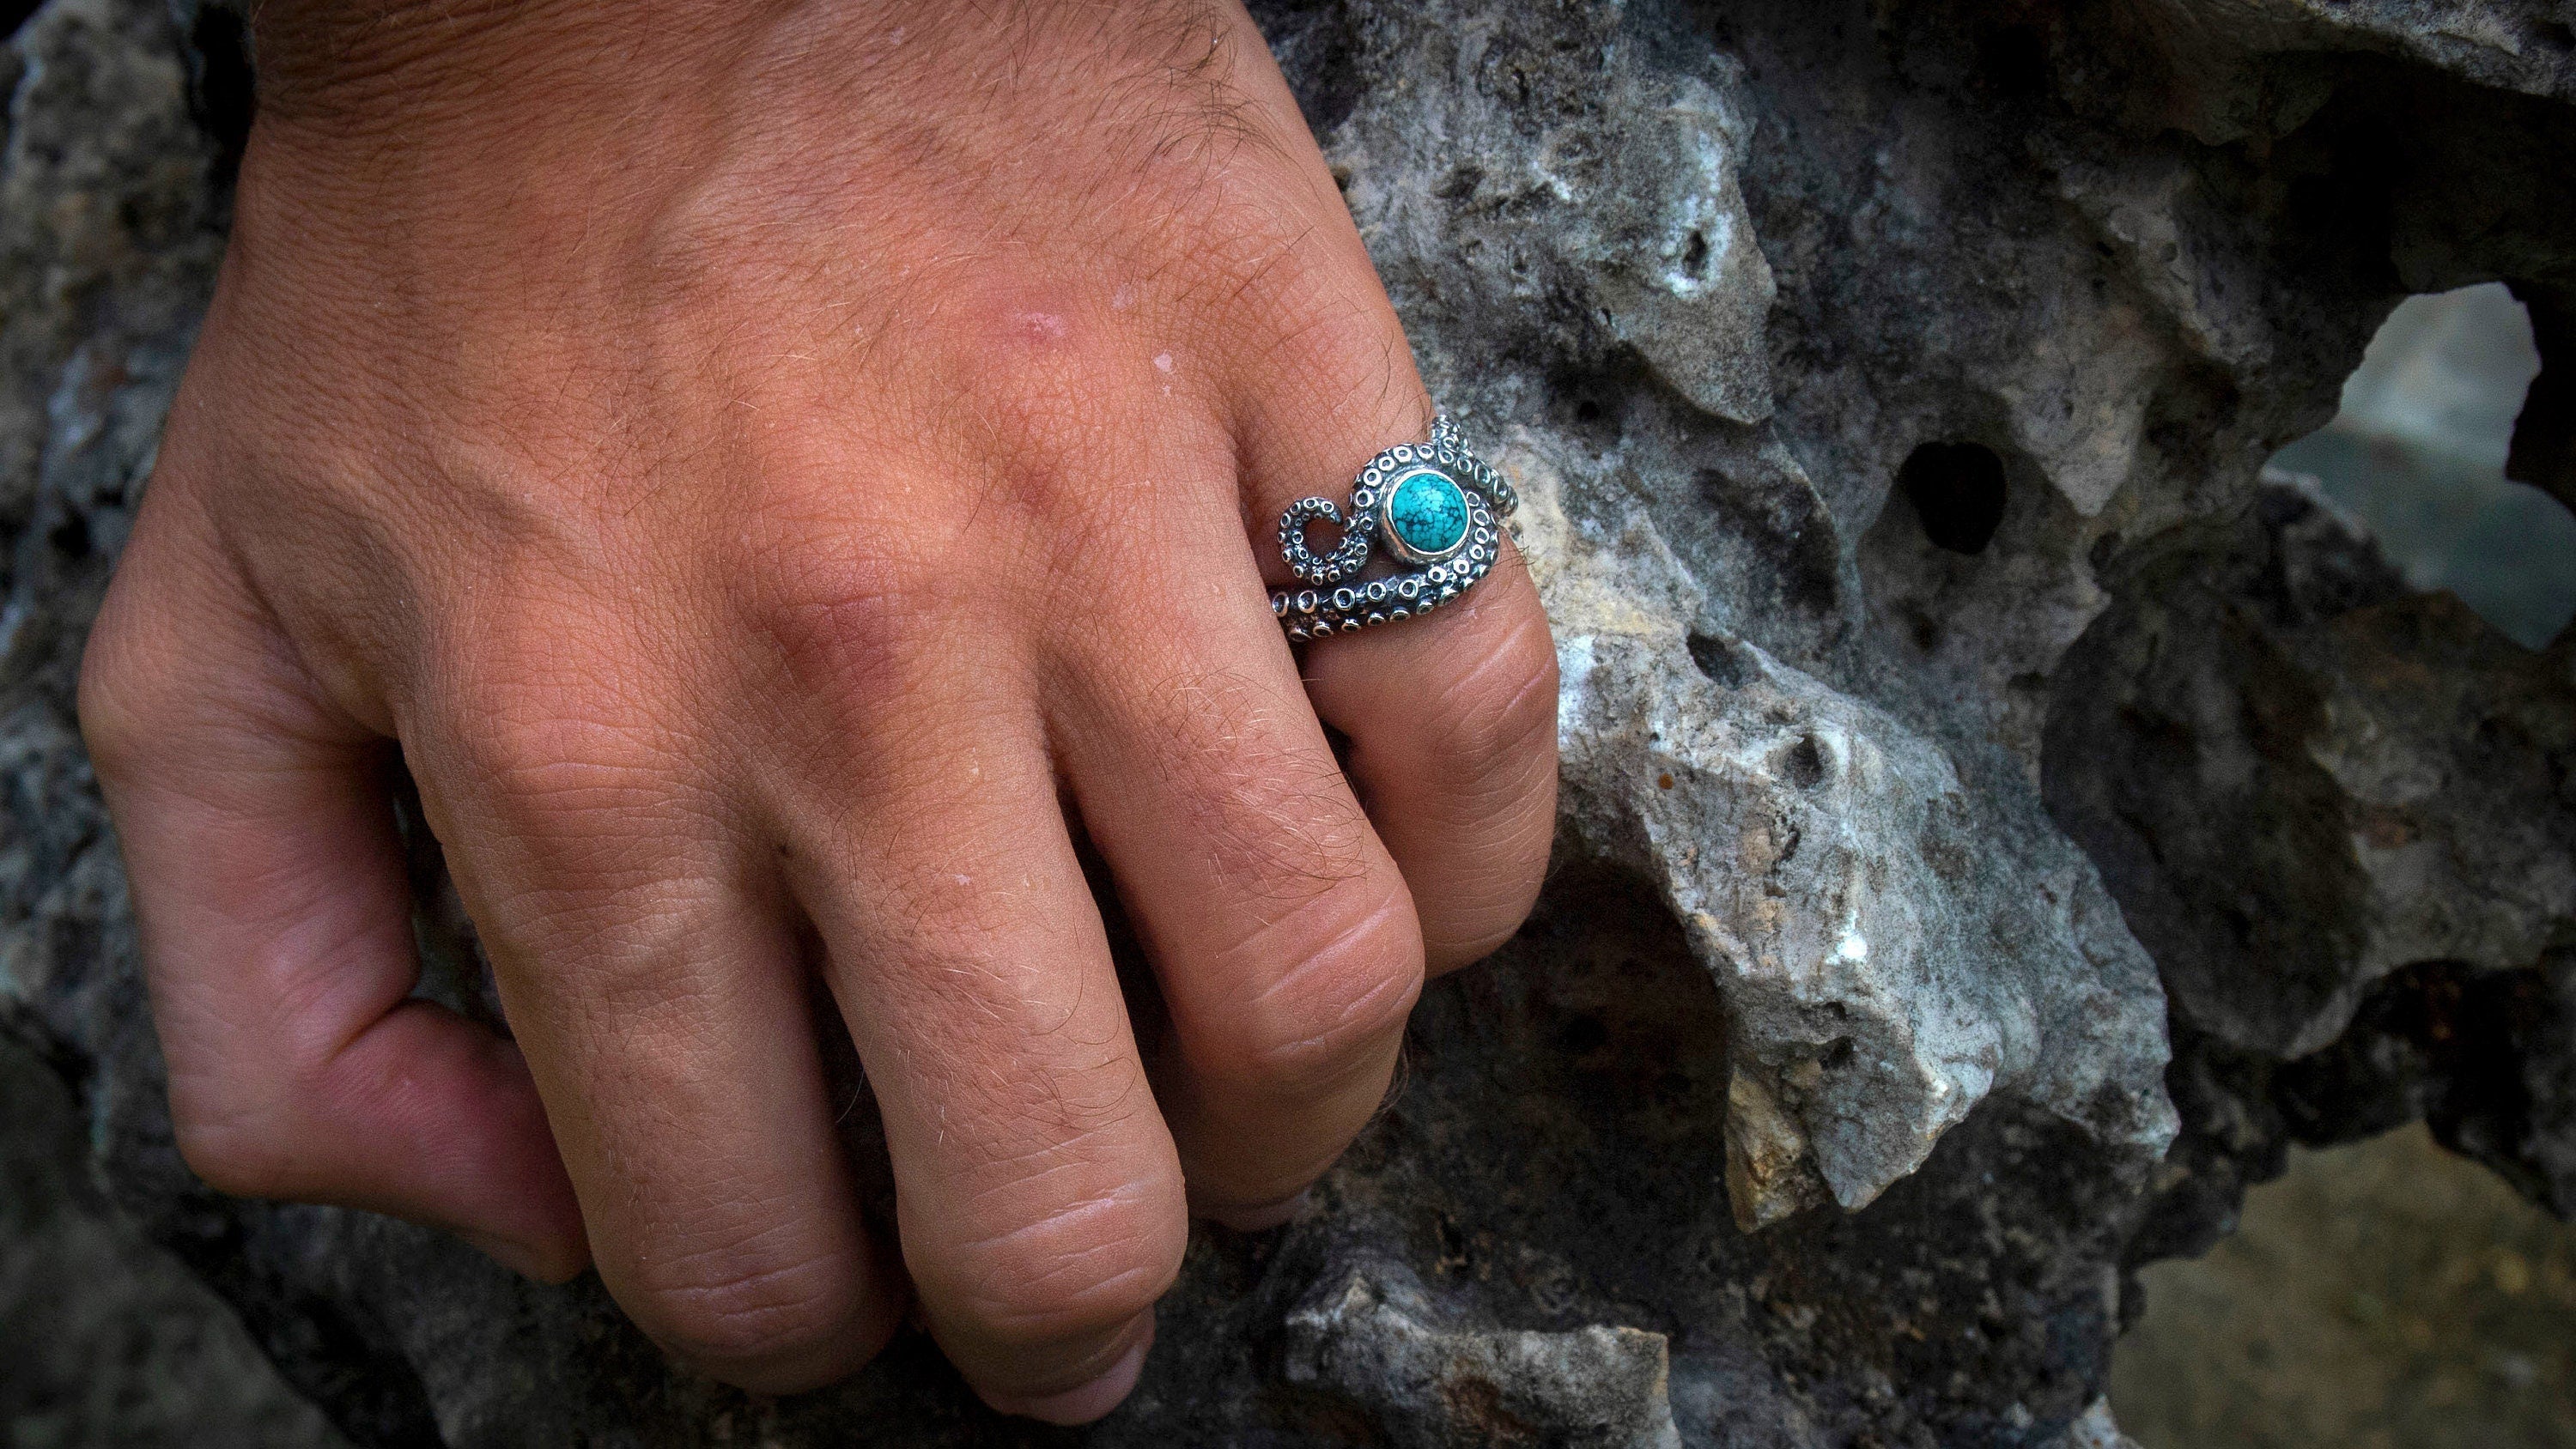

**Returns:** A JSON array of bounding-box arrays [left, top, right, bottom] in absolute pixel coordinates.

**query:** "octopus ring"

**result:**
[[1272, 414, 1518, 641]]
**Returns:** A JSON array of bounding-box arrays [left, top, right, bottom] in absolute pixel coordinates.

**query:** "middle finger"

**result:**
[[761, 646, 1187, 1422]]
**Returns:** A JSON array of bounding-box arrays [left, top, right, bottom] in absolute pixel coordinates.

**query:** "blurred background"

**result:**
[[2110, 284, 2576, 1449], [2263, 283, 2576, 652], [2, 270, 2571, 1445]]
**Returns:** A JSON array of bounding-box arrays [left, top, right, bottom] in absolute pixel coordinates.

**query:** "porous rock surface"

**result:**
[[1, 0, 2571, 1444]]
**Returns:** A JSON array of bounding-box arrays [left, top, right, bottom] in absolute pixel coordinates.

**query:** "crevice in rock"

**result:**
[[2129, 949, 2576, 1294]]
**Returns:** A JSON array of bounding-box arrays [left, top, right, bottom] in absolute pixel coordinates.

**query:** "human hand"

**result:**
[[77, 0, 1556, 1422]]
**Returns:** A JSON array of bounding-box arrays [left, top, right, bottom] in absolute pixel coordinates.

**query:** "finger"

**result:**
[[769, 687, 1187, 1426], [411, 607, 902, 1394], [1044, 447, 1425, 1229], [1298, 553, 1558, 973], [79, 499, 585, 1280], [1232, 311, 1558, 973]]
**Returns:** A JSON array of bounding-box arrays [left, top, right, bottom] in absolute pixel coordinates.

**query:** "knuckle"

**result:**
[[1220, 265, 1420, 431], [444, 696, 671, 851], [732, 525, 967, 706], [970, 440, 1121, 543], [622, 1245, 872, 1371], [1216, 881, 1423, 1099], [76, 564, 196, 779], [428, 697, 708, 937], [76, 629, 155, 775], [945, 341, 1109, 461], [933, 1185, 1186, 1347], [458, 699, 649, 793], [167, 1073, 301, 1200], [1244, 276, 1388, 376], [433, 615, 676, 828]]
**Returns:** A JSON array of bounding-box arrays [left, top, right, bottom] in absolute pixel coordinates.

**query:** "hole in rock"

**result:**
[[1781, 735, 1827, 789], [2266, 282, 2576, 648], [1435, 1211, 1471, 1270], [1975, 24, 2050, 98], [1681, 229, 1710, 278], [47, 512, 88, 559], [1686, 630, 1751, 688], [1899, 441, 2008, 555], [1551, 359, 1636, 445], [1556, 1014, 1610, 1054], [1394, 865, 1734, 1289]]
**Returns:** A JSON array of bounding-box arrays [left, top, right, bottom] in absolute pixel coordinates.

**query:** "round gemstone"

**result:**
[[1388, 469, 1470, 556]]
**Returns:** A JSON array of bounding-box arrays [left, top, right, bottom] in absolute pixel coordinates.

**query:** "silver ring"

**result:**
[[1271, 415, 1518, 641]]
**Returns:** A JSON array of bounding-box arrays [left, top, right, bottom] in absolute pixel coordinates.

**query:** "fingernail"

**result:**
[[981, 1337, 1150, 1425]]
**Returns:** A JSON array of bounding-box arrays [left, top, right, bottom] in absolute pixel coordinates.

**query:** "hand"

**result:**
[[77, 0, 1556, 1422]]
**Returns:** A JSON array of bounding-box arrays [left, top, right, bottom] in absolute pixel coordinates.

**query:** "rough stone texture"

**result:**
[[1281, 1260, 1685, 1448], [1, 0, 2572, 1446], [0, 1033, 353, 1448]]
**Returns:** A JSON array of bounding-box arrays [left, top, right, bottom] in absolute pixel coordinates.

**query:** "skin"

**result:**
[[77, 0, 1557, 1422]]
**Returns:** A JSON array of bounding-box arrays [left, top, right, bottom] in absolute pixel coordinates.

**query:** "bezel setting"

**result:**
[[1270, 415, 1517, 642], [1374, 465, 1473, 566]]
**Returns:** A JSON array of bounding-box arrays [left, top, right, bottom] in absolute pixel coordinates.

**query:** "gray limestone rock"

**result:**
[[3, 0, 2573, 1445], [1282, 1259, 1684, 1449]]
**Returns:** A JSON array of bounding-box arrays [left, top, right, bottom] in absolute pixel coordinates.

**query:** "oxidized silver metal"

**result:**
[[1272, 415, 1518, 641]]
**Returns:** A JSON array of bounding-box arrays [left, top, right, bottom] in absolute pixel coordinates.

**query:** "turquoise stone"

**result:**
[[1388, 469, 1469, 555]]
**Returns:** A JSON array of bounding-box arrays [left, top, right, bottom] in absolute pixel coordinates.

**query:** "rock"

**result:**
[[1281, 1259, 1683, 1449], [2051, 1397, 2142, 1449], [1, 0, 2572, 1445], [0, 1033, 354, 1448], [2047, 476, 2576, 1062]]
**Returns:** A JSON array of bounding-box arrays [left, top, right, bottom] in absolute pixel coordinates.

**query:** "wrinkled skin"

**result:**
[[75, 0, 1557, 1422]]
